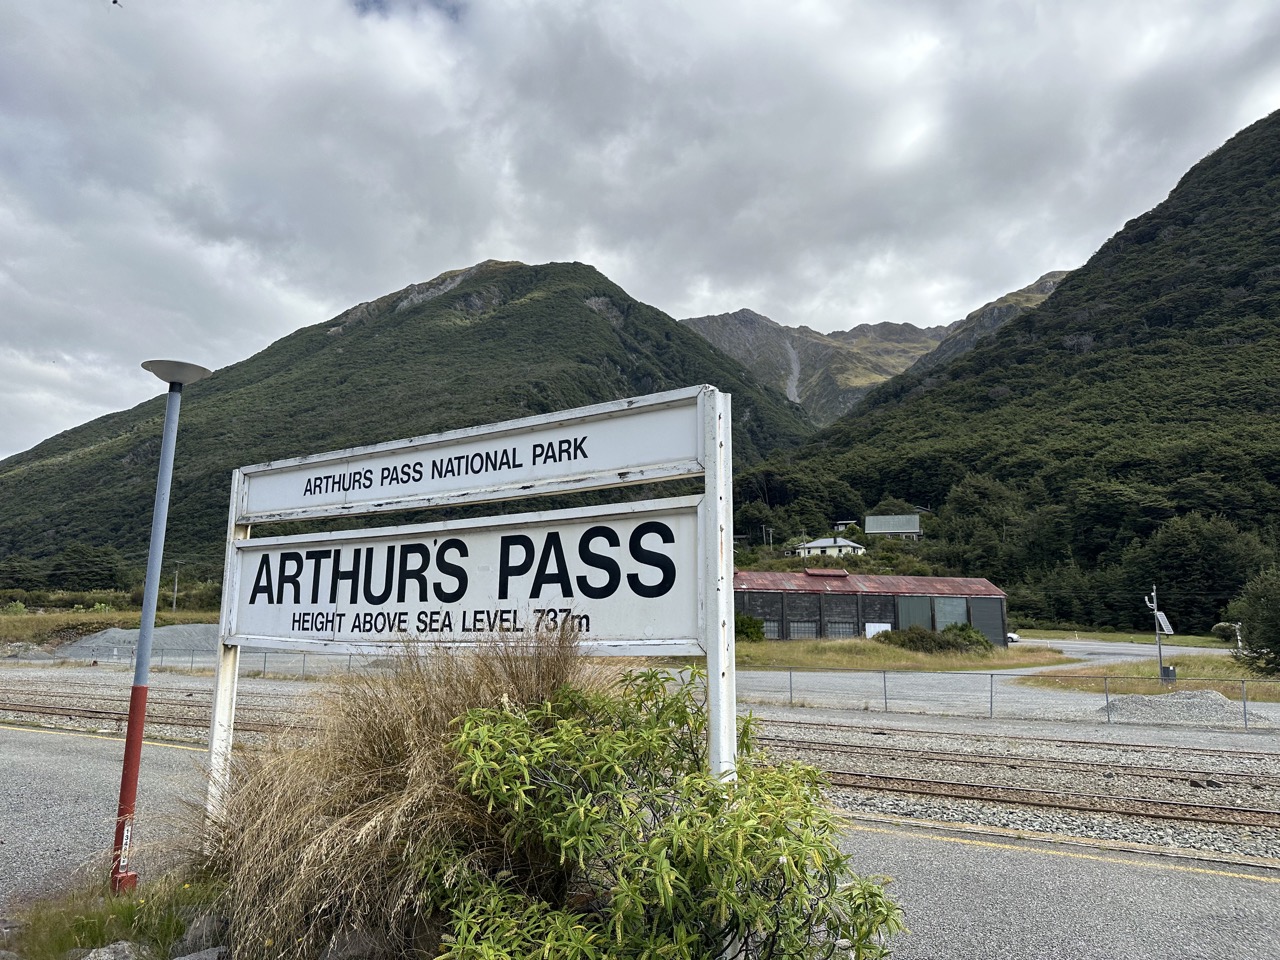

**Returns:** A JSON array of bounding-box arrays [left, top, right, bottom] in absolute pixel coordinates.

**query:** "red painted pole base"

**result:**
[[111, 684, 150, 892]]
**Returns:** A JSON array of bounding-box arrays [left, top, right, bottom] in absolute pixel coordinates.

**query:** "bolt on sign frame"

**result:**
[[207, 385, 735, 814]]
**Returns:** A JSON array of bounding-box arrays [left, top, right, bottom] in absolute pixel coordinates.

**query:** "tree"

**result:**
[[1229, 567, 1280, 674]]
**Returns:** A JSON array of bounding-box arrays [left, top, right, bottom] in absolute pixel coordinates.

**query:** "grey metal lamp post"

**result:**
[[110, 359, 212, 893]]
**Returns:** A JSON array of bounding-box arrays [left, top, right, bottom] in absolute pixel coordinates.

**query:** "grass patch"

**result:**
[[736, 637, 1075, 672], [1017, 654, 1280, 702], [0, 610, 217, 648], [4, 875, 224, 960], [1016, 628, 1230, 649]]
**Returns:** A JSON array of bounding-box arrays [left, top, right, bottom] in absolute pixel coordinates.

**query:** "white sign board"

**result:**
[[236, 387, 705, 522], [209, 384, 737, 808], [227, 498, 702, 654]]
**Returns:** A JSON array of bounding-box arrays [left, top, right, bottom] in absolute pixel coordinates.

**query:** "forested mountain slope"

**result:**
[[738, 109, 1280, 631], [0, 261, 812, 570]]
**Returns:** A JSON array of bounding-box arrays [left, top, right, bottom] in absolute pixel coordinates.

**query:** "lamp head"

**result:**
[[142, 360, 213, 386]]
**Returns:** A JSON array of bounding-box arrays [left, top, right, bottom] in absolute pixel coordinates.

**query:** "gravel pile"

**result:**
[[1101, 689, 1275, 728]]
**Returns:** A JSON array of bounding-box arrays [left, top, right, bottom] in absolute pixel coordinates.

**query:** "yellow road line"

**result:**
[[847, 822, 1280, 883], [0, 722, 204, 752]]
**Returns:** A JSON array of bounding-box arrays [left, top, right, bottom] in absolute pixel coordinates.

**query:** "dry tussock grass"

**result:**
[[203, 631, 618, 960]]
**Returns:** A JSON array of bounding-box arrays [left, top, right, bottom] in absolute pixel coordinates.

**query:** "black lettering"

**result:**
[[531, 532, 573, 599], [380, 466, 394, 485], [249, 555, 274, 605], [573, 436, 586, 459], [627, 521, 677, 598], [330, 548, 361, 604], [576, 525, 621, 600], [498, 534, 535, 600], [362, 545, 395, 604], [305, 549, 332, 603], [363, 468, 374, 488], [276, 551, 304, 605], [411, 461, 423, 482], [396, 543, 431, 602], [557, 438, 572, 462], [434, 538, 469, 603], [532, 441, 547, 464]]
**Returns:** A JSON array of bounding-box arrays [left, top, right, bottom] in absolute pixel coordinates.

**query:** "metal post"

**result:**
[[701, 390, 736, 780], [110, 382, 184, 894], [1104, 676, 1111, 724], [988, 673, 994, 719], [1242, 680, 1249, 731], [882, 671, 889, 712], [301, 652, 307, 681], [788, 669, 794, 707]]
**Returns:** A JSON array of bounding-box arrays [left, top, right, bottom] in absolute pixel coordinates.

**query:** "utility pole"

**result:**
[[171, 560, 185, 613]]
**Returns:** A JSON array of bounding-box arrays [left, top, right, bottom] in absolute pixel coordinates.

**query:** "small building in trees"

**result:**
[[795, 537, 865, 558], [734, 568, 1007, 645], [864, 514, 922, 540]]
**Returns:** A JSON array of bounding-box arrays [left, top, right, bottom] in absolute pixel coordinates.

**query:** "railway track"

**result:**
[[6, 678, 1279, 832]]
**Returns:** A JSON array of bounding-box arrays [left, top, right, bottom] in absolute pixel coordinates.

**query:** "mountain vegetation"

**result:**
[[0, 261, 812, 573], [736, 108, 1280, 635], [682, 309, 943, 424]]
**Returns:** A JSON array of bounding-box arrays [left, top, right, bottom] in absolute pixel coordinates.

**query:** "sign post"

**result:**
[[207, 385, 737, 815]]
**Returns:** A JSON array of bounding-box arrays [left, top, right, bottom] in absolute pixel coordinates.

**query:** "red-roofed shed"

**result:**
[[734, 569, 1007, 645]]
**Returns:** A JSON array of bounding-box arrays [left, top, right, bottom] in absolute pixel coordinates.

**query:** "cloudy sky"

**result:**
[[2, 1, 1279, 459]]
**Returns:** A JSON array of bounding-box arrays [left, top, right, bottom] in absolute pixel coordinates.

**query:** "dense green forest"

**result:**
[[736, 109, 1280, 633]]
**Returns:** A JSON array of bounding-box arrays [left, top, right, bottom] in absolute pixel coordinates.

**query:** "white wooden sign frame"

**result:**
[[207, 385, 735, 815]]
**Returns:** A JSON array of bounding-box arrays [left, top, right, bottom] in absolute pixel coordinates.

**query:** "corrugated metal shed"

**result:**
[[734, 569, 1005, 598]]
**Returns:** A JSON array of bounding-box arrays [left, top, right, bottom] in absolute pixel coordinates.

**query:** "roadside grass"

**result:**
[[1016, 628, 1230, 649], [1017, 654, 1280, 702], [4, 875, 222, 960], [0, 610, 218, 648], [735, 637, 1075, 672]]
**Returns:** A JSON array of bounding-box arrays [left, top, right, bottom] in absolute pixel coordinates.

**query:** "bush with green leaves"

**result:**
[[874, 623, 992, 655], [206, 640, 903, 960], [444, 669, 903, 959], [1229, 566, 1280, 674], [735, 611, 766, 643]]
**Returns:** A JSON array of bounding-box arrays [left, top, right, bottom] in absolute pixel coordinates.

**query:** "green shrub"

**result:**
[[876, 623, 992, 655], [735, 612, 766, 643], [446, 669, 903, 959], [1, 600, 25, 615]]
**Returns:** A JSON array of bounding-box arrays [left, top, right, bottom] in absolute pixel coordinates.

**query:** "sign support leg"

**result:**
[[702, 391, 736, 780]]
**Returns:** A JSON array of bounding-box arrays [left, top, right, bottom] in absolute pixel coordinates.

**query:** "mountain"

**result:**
[[681, 310, 943, 424], [737, 109, 1280, 632], [907, 270, 1072, 375], [0, 260, 813, 570]]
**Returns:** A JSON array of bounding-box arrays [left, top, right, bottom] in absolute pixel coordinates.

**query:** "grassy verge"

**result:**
[[1016, 628, 1230, 649], [736, 637, 1075, 672], [1017, 654, 1280, 702], [3, 876, 223, 960], [0, 610, 218, 648]]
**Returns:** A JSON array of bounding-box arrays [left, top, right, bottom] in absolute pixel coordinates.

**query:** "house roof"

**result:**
[[799, 537, 862, 548], [864, 515, 921, 534], [734, 568, 1005, 598]]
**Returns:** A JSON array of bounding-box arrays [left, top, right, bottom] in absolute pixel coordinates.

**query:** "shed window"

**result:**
[[789, 621, 819, 639]]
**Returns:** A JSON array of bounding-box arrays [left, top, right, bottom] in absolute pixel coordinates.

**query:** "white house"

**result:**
[[796, 536, 866, 558]]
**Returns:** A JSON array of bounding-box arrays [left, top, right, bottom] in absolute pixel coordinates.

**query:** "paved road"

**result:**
[[4, 721, 1278, 960], [845, 819, 1280, 960], [0, 723, 206, 913]]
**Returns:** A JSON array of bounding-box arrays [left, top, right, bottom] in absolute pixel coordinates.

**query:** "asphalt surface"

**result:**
[[0, 724, 207, 913], [846, 820, 1280, 960]]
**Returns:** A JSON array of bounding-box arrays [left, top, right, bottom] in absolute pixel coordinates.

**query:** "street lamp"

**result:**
[[111, 359, 212, 893]]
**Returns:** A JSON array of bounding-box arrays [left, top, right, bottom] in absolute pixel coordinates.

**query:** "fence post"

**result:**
[[1242, 680, 1249, 731], [190, 649, 195, 671], [1104, 676, 1111, 724], [989, 673, 995, 719], [882, 671, 889, 713], [788, 669, 793, 707], [263, 651, 268, 676], [301, 653, 307, 681]]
